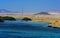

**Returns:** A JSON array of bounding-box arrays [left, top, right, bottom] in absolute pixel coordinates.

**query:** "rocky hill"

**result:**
[[34, 12, 50, 15]]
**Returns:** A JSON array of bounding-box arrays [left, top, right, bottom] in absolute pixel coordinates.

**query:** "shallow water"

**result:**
[[0, 20, 60, 38]]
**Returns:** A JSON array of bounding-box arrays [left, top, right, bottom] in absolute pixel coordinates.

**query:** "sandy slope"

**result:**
[[0, 13, 60, 27]]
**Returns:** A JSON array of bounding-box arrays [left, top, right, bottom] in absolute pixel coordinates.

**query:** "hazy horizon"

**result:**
[[0, 0, 60, 14]]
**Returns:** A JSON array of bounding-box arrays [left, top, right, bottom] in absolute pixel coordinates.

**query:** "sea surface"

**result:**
[[0, 20, 60, 38]]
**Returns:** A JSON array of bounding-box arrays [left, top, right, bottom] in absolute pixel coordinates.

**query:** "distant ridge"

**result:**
[[0, 9, 18, 13], [34, 12, 50, 15]]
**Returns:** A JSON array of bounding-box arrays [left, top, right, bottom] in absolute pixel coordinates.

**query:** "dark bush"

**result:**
[[3, 16, 16, 21], [22, 17, 32, 21]]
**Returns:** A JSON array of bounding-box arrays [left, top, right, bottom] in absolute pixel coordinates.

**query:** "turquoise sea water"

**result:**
[[0, 20, 60, 38]]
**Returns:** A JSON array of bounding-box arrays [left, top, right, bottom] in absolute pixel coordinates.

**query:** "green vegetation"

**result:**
[[22, 17, 32, 21]]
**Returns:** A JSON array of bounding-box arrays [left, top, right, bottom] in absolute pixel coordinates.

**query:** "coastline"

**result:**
[[0, 13, 60, 27]]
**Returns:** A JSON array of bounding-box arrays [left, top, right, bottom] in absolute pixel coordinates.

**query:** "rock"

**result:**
[[22, 17, 32, 21], [0, 16, 4, 22], [48, 26, 52, 27], [3, 16, 16, 21]]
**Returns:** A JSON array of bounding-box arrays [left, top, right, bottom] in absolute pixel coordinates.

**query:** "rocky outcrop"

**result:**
[[0, 16, 4, 22], [3, 16, 16, 21], [22, 17, 32, 21]]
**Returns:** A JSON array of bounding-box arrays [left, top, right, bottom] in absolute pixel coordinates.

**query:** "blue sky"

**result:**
[[0, 0, 60, 13]]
